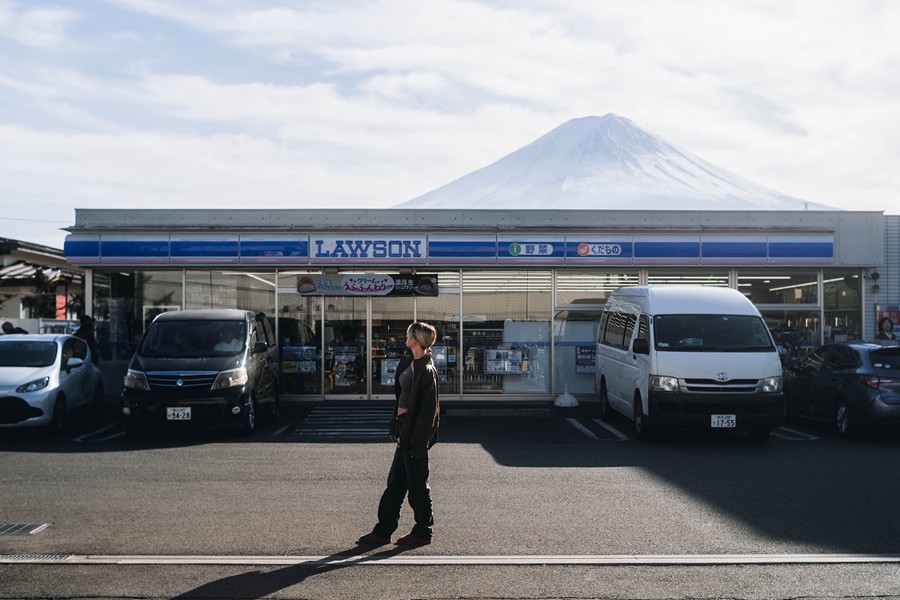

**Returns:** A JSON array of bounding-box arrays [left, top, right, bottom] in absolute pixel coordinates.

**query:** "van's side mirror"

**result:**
[[253, 341, 268, 354], [632, 339, 650, 355]]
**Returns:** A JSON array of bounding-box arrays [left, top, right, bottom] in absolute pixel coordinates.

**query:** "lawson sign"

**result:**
[[311, 235, 426, 263]]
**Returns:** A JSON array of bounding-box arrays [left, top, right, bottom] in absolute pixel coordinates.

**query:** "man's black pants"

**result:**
[[373, 445, 433, 539]]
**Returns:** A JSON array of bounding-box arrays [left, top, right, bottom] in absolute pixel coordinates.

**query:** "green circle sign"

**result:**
[[509, 243, 522, 256]]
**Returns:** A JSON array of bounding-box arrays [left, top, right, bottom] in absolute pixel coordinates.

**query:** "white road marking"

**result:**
[[72, 422, 119, 443], [566, 418, 599, 440], [271, 423, 292, 437], [4, 553, 900, 565], [776, 426, 820, 440], [591, 419, 630, 441]]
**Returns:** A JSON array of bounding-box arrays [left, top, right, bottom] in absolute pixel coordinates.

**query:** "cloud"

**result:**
[[0, 0, 898, 254], [0, 0, 79, 48]]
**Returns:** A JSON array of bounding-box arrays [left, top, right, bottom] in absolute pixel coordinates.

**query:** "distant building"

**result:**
[[0, 237, 85, 332]]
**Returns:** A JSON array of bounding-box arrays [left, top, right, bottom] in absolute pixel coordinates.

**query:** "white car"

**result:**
[[0, 334, 104, 431]]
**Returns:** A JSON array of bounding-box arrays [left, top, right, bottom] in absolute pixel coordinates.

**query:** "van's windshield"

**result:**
[[139, 320, 246, 357], [653, 314, 775, 352]]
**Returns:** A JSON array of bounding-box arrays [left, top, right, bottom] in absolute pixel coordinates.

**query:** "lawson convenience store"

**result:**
[[64, 208, 887, 402]]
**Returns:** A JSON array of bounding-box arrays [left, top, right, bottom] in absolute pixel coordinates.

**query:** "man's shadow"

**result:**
[[171, 544, 411, 599]]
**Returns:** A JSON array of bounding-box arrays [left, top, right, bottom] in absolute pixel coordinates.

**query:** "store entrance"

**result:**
[[322, 296, 415, 399], [323, 297, 367, 397]]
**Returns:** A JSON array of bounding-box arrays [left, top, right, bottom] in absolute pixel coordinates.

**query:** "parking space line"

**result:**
[[5, 553, 900, 565], [772, 426, 820, 441], [565, 418, 599, 440], [591, 419, 630, 441], [778, 426, 820, 440], [72, 422, 120, 443]]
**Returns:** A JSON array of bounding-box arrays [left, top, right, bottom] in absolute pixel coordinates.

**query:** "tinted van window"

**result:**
[[602, 311, 636, 349], [653, 314, 774, 352]]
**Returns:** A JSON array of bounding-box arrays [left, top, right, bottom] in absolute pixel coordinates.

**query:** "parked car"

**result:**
[[595, 286, 783, 441], [784, 343, 900, 436], [121, 309, 279, 437], [0, 334, 104, 431]]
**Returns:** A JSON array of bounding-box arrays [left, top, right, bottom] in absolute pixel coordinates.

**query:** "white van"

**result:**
[[595, 286, 783, 441]]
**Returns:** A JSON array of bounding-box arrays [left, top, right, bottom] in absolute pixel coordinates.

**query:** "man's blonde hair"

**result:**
[[407, 322, 437, 350]]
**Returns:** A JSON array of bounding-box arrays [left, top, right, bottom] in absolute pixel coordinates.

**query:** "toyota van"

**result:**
[[595, 286, 783, 441]]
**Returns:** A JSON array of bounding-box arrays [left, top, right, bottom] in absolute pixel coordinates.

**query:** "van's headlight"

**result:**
[[212, 367, 248, 390], [17, 377, 50, 393], [762, 376, 783, 392], [650, 375, 679, 392], [124, 369, 150, 391]]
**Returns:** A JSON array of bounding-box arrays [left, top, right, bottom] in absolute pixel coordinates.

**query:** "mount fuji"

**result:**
[[395, 114, 835, 211]]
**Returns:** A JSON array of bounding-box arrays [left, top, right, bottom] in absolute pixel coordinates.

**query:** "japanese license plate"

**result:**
[[711, 414, 736, 428], [167, 407, 191, 421]]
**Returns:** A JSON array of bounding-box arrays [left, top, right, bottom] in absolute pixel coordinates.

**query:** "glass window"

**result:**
[[324, 296, 367, 396], [647, 270, 729, 287], [416, 271, 461, 397], [602, 311, 633, 349], [824, 270, 862, 342], [555, 271, 638, 306], [372, 296, 415, 397], [462, 271, 551, 395], [277, 271, 322, 395], [637, 315, 650, 342], [185, 270, 275, 315], [92, 270, 183, 361], [737, 270, 818, 305], [553, 309, 601, 394], [760, 309, 821, 367]]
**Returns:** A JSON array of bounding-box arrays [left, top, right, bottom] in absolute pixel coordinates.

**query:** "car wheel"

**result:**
[[50, 396, 66, 434], [835, 400, 852, 437], [599, 381, 610, 420], [633, 394, 652, 441], [240, 397, 256, 436], [748, 426, 771, 443]]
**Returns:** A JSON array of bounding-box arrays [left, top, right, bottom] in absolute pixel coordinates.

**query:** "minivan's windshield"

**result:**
[[139, 320, 246, 357], [0, 341, 57, 367], [653, 314, 775, 352]]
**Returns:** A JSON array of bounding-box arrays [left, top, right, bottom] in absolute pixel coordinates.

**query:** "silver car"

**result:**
[[0, 334, 104, 431]]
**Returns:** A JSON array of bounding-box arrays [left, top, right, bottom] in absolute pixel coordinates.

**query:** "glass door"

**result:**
[[371, 297, 415, 398], [324, 296, 367, 397]]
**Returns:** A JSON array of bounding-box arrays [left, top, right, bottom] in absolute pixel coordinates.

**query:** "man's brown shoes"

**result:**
[[395, 533, 432, 546], [356, 532, 391, 546]]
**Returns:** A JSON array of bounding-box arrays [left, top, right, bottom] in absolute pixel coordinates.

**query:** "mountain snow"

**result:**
[[395, 114, 835, 211]]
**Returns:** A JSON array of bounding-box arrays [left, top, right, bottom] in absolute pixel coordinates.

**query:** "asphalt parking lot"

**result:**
[[3, 401, 900, 599]]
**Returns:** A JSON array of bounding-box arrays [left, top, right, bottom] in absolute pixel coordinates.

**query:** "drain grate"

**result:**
[[0, 523, 50, 535], [0, 555, 69, 562]]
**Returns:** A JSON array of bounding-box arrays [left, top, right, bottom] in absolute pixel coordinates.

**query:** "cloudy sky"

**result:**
[[1, 0, 898, 249]]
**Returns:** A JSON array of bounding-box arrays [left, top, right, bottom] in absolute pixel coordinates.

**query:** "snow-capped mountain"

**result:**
[[395, 114, 835, 211]]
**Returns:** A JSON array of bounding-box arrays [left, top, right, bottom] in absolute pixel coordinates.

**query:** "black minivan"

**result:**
[[121, 309, 279, 436]]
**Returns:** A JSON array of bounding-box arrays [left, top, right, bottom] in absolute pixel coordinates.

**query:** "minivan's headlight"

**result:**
[[212, 367, 248, 390], [17, 377, 50, 393], [762, 376, 783, 392], [124, 369, 150, 391], [650, 375, 679, 392]]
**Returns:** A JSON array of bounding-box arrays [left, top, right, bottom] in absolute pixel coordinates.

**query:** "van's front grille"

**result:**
[[682, 379, 761, 393], [146, 372, 218, 390]]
